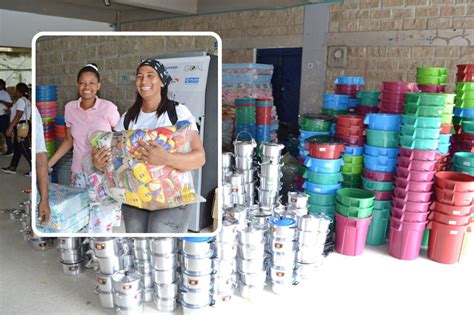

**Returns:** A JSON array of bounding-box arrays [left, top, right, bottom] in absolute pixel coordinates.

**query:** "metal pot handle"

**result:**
[[234, 131, 255, 144]]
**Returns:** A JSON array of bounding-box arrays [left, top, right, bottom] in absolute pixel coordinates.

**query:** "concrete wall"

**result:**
[[325, 0, 474, 93], [35, 35, 216, 114], [121, 7, 305, 63], [0, 9, 112, 48]]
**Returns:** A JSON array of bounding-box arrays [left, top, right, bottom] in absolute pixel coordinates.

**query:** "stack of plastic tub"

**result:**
[[453, 66, 474, 135], [303, 135, 344, 220], [416, 67, 448, 93], [428, 171, 474, 264], [334, 188, 374, 256], [355, 90, 380, 117], [362, 113, 401, 245], [256, 98, 273, 145], [379, 81, 419, 114], [37, 85, 58, 158], [335, 115, 365, 188], [334, 76, 365, 98], [452, 152, 474, 175], [234, 98, 256, 141], [437, 93, 456, 159], [180, 237, 215, 313], [321, 94, 349, 117]]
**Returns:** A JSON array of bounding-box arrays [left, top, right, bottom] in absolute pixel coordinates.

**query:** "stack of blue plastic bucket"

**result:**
[[362, 113, 401, 246]]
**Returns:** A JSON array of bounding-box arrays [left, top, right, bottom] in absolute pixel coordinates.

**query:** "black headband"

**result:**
[[138, 59, 172, 87]]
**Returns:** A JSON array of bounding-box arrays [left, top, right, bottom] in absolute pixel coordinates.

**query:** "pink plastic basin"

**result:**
[[379, 91, 406, 103], [394, 177, 434, 192], [389, 216, 428, 260], [417, 84, 446, 93], [431, 201, 473, 216], [392, 197, 432, 212], [398, 147, 438, 161], [398, 156, 437, 171], [335, 212, 372, 256], [391, 206, 430, 222], [393, 187, 433, 202], [382, 81, 419, 93]]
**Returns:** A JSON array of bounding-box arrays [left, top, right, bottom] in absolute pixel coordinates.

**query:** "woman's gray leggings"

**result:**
[[122, 204, 193, 233]]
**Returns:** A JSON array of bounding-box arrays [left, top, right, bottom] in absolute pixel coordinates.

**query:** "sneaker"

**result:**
[[24, 171, 31, 177], [1, 167, 16, 174]]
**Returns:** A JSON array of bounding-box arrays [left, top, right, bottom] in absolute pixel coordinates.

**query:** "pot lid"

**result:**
[[269, 216, 296, 227], [182, 237, 212, 243], [112, 270, 141, 284]]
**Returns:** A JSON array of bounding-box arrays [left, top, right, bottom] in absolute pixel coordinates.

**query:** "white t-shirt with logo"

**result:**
[[10, 97, 31, 122], [115, 104, 198, 132], [0, 90, 12, 116]]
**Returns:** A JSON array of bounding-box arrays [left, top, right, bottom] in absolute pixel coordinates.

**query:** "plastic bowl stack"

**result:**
[[428, 171, 474, 264], [334, 76, 365, 98], [303, 135, 344, 220], [37, 85, 58, 158], [234, 98, 256, 141], [256, 98, 273, 145], [321, 93, 350, 117], [334, 188, 374, 256], [379, 81, 419, 114], [452, 152, 474, 175], [453, 65, 474, 153], [437, 93, 456, 157], [416, 67, 448, 93], [335, 115, 365, 188], [55, 116, 66, 139], [355, 90, 380, 116], [361, 113, 401, 245]]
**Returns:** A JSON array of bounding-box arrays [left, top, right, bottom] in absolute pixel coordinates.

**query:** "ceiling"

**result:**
[[0, 0, 331, 25]]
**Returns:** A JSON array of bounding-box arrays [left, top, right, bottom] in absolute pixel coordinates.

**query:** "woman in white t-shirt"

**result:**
[[93, 59, 206, 233], [2, 83, 32, 175]]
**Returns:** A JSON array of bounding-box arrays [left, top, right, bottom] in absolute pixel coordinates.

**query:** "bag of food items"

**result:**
[[88, 121, 204, 211]]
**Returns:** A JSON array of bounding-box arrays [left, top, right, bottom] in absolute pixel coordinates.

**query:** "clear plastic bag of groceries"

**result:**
[[87, 120, 205, 210]]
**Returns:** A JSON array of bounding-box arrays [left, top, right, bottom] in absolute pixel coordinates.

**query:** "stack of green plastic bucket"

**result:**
[[416, 67, 448, 86], [336, 188, 374, 219], [341, 154, 364, 188], [437, 93, 456, 155], [454, 82, 474, 130]]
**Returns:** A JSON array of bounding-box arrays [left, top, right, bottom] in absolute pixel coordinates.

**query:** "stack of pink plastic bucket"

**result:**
[[389, 148, 437, 260], [379, 81, 419, 114], [428, 171, 473, 264]]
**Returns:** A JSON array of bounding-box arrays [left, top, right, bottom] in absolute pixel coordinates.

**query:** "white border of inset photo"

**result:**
[[31, 31, 222, 238]]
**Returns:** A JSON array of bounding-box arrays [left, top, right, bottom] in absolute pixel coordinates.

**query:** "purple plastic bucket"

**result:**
[[395, 167, 436, 182], [388, 216, 428, 260], [393, 187, 433, 202], [398, 147, 438, 161], [398, 156, 437, 171], [394, 177, 434, 192], [390, 207, 430, 222], [392, 197, 432, 213], [335, 212, 373, 256]]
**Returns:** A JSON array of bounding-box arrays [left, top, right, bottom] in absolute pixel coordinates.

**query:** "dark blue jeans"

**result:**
[[122, 204, 192, 233], [0, 114, 12, 153]]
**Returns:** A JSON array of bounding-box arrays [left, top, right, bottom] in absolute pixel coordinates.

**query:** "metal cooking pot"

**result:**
[[229, 172, 244, 187], [151, 268, 177, 284], [239, 283, 265, 299], [154, 282, 178, 299], [133, 248, 151, 261], [224, 206, 248, 225], [215, 242, 237, 260], [235, 155, 253, 170], [240, 169, 255, 183], [222, 193, 233, 208], [150, 238, 177, 256], [269, 216, 297, 239], [234, 139, 256, 157], [297, 230, 328, 248], [269, 265, 294, 283], [259, 162, 283, 178], [288, 192, 309, 210], [269, 237, 297, 253], [238, 270, 266, 286], [59, 248, 83, 264], [237, 242, 266, 260], [230, 193, 245, 205], [270, 280, 293, 295], [260, 155, 282, 165], [98, 254, 123, 275], [143, 287, 153, 303], [222, 152, 234, 169], [221, 183, 232, 196], [294, 262, 318, 280], [259, 176, 282, 192], [133, 238, 149, 250], [115, 303, 144, 315], [113, 290, 143, 308], [93, 238, 119, 258], [236, 257, 265, 274], [121, 254, 134, 271], [296, 248, 324, 264], [297, 214, 331, 233], [181, 287, 212, 306], [182, 238, 212, 257], [214, 258, 235, 275], [182, 254, 214, 274], [30, 238, 52, 251], [96, 289, 114, 309], [182, 271, 213, 290], [97, 272, 114, 292], [58, 237, 81, 250], [257, 189, 280, 206], [248, 209, 272, 229], [141, 272, 153, 289], [271, 251, 296, 268], [60, 259, 84, 276], [213, 275, 235, 293], [238, 224, 265, 245], [151, 254, 177, 270], [217, 217, 238, 243], [112, 270, 143, 294], [260, 142, 284, 158], [117, 238, 133, 254], [153, 295, 177, 312]]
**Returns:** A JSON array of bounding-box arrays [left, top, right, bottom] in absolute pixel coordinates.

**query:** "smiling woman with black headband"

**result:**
[[93, 59, 206, 233]]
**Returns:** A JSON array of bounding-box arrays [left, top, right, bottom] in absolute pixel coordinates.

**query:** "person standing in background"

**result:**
[[34, 106, 50, 223], [0, 79, 13, 156]]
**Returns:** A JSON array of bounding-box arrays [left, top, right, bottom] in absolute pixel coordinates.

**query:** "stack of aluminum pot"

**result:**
[[287, 191, 309, 217], [294, 213, 332, 282], [93, 238, 124, 309], [179, 237, 215, 312], [132, 238, 154, 303], [234, 138, 257, 206], [58, 237, 85, 276], [151, 238, 178, 312], [112, 269, 144, 314], [267, 216, 297, 295], [214, 217, 239, 303], [258, 142, 285, 207], [222, 152, 233, 182], [237, 221, 266, 299], [18, 200, 32, 243], [228, 172, 246, 206]]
